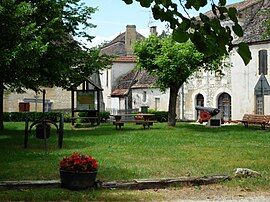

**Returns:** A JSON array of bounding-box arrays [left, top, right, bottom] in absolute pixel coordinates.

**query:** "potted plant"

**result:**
[[59, 152, 98, 190]]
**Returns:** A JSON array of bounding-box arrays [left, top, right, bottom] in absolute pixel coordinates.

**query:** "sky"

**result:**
[[81, 0, 243, 48]]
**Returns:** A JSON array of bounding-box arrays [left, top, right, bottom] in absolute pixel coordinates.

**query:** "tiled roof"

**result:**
[[237, 0, 270, 43], [203, 0, 269, 43], [111, 89, 129, 97], [132, 70, 157, 88], [204, 0, 262, 18], [100, 32, 144, 56], [111, 70, 157, 97], [113, 55, 136, 63], [111, 70, 138, 97]]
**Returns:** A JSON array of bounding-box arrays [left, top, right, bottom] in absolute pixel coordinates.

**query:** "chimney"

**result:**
[[150, 26, 157, 35], [125, 25, 136, 55]]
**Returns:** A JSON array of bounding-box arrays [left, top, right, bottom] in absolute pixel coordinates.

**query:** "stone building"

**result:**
[[100, 0, 270, 121], [182, 0, 270, 121]]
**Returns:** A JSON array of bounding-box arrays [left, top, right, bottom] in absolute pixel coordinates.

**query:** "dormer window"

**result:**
[[259, 50, 268, 75]]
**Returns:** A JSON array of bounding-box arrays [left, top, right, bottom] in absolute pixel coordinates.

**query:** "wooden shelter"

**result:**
[[70, 78, 103, 126]]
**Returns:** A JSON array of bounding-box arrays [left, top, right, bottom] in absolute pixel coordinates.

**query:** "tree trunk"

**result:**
[[0, 80, 4, 130], [167, 85, 180, 127]]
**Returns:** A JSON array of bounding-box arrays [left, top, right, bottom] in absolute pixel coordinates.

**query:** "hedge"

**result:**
[[3, 112, 72, 123], [148, 110, 168, 122]]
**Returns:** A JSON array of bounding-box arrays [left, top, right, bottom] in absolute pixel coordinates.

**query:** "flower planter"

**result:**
[[60, 170, 97, 190], [35, 123, 51, 139]]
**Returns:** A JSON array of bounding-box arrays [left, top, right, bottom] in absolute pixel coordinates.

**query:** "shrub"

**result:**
[[148, 110, 168, 122], [100, 111, 110, 122], [3, 112, 62, 122]]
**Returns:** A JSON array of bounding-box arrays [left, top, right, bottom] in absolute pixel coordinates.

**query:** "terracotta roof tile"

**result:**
[[111, 89, 128, 97], [113, 55, 136, 63]]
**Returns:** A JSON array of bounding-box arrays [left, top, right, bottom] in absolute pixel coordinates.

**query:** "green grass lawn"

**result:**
[[0, 121, 269, 200]]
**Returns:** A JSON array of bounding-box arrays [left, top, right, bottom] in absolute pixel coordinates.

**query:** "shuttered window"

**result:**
[[259, 50, 268, 75]]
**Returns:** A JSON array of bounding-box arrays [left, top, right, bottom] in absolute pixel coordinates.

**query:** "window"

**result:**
[[259, 50, 268, 75], [142, 91, 146, 102], [44, 102, 53, 112], [106, 70, 109, 87], [155, 98, 160, 110]]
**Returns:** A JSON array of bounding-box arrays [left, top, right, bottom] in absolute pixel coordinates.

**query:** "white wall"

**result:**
[[231, 42, 270, 120], [100, 61, 135, 111], [132, 88, 169, 111]]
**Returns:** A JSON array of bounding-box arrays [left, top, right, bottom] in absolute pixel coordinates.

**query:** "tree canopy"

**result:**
[[0, 0, 112, 129], [134, 35, 224, 126], [123, 0, 252, 65]]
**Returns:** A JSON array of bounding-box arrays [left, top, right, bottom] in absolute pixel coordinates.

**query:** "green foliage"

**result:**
[[0, 0, 113, 129], [3, 112, 62, 122], [134, 35, 224, 126], [134, 35, 223, 90], [122, 0, 252, 65], [100, 111, 110, 122], [148, 109, 168, 122]]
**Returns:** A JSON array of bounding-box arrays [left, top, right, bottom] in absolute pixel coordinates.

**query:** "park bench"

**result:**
[[112, 114, 155, 130], [241, 114, 270, 129]]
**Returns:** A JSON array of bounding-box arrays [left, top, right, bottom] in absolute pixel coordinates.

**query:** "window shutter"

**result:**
[[259, 50, 268, 75]]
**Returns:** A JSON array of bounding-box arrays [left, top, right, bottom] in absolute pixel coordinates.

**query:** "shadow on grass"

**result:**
[[176, 122, 268, 134]]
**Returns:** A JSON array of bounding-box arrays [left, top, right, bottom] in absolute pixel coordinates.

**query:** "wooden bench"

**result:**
[[112, 114, 155, 130], [241, 114, 270, 129], [113, 120, 155, 130]]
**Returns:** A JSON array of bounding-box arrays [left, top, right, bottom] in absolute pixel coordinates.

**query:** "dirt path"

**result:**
[[141, 184, 270, 201]]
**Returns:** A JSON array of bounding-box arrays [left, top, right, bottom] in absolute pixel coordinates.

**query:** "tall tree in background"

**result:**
[[123, 0, 252, 65], [0, 0, 112, 130], [134, 36, 224, 126]]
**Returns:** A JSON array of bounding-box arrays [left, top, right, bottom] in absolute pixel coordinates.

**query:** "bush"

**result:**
[[100, 111, 110, 122], [148, 110, 168, 122], [3, 112, 62, 122]]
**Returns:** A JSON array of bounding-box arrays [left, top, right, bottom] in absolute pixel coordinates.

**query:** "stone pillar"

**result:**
[[125, 25, 136, 55]]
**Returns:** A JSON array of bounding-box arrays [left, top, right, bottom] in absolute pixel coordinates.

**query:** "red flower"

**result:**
[[60, 152, 98, 172]]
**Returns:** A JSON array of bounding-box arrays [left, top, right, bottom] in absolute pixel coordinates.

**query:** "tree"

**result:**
[[123, 0, 251, 66], [134, 35, 223, 126], [0, 0, 112, 129]]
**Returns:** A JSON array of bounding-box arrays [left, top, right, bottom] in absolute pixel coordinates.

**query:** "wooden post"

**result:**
[[71, 90, 75, 126]]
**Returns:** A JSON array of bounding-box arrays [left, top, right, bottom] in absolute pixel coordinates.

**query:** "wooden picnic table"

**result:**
[[111, 114, 155, 129]]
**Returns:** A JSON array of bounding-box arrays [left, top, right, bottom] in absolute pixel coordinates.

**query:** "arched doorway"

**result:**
[[196, 93, 204, 119], [218, 93, 231, 121]]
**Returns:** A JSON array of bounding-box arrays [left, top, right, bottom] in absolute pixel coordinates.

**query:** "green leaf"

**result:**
[[219, 0, 226, 6], [232, 23, 243, 37], [172, 29, 189, 43], [138, 0, 153, 7], [199, 13, 210, 22], [178, 19, 191, 31], [228, 7, 237, 22], [123, 0, 133, 4], [237, 42, 252, 65]]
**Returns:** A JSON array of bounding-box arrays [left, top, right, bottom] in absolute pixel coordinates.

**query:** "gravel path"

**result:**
[[141, 184, 270, 201]]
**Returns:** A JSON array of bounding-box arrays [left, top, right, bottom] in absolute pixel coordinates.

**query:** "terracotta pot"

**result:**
[[60, 170, 97, 190]]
